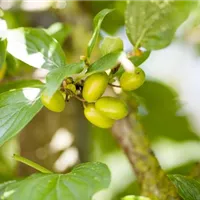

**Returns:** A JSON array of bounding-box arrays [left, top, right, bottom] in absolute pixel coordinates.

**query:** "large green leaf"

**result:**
[[126, 1, 195, 50], [169, 175, 200, 200], [87, 51, 124, 75], [87, 9, 113, 58], [7, 28, 66, 70], [0, 80, 43, 93], [0, 162, 111, 200], [135, 81, 198, 141], [45, 61, 85, 97], [0, 82, 44, 146]]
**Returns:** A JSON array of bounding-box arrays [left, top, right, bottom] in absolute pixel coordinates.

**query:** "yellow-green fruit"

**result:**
[[95, 97, 128, 120], [41, 90, 65, 112], [84, 104, 114, 128], [83, 72, 108, 102], [120, 68, 145, 91]]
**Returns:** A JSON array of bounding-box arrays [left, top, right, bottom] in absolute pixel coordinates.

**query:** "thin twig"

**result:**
[[13, 154, 52, 174], [109, 83, 121, 88]]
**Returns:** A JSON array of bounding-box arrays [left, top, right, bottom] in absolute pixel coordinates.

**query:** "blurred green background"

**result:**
[[0, 1, 200, 199]]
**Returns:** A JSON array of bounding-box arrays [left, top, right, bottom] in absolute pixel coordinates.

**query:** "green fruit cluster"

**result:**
[[83, 72, 129, 128], [40, 62, 145, 129]]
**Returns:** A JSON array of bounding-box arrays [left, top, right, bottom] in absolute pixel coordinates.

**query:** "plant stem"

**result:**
[[112, 114, 181, 200], [13, 154, 52, 174], [108, 83, 121, 88]]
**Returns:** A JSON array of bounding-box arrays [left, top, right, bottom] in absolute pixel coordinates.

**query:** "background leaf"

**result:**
[[135, 81, 198, 141], [0, 162, 111, 200], [7, 28, 66, 70], [45, 61, 85, 97], [0, 40, 7, 69], [0, 82, 44, 146], [126, 1, 195, 50], [87, 9, 113, 58], [87, 51, 123, 75], [47, 22, 71, 45], [169, 175, 200, 200]]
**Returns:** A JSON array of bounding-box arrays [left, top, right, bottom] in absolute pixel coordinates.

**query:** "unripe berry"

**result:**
[[120, 68, 145, 91], [95, 96, 128, 120], [83, 72, 108, 102], [41, 90, 65, 112], [84, 104, 114, 128]]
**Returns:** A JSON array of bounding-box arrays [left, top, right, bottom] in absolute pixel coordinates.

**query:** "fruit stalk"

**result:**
[[13, 154, 52, 174], [112, 114, 180, 200]]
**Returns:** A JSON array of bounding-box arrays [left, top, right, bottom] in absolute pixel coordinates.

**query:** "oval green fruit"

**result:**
[[84, 104, 114, 128], [41, 90, 65, 112], [120, 68, 145, 91], [83, 72, 108, 102], [95, 96, 128, 120]]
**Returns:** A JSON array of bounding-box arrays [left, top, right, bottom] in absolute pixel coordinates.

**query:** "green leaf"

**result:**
[[0, 82, 44, 146], [45, 61, 85, 97], [0, 8, 4, 17], [129, 51, 151, 67], [169, 175, 200, 200], [1, 162, 111, 200], [0, 80, 43, 93], [7, 28, 66, 70], [126, 1, 195, 50], [47, 22, 71, 45], [100, 36, 123, 56], [5, 53, 19, 76], [0, 40, 7, 69], [135, 81, 198, 141], [87, 51, 123, 75], [0, 181, 18, 196], [115, 51, 151, 78], [122, 195, 151, 200], [87, 9, 113, 58]]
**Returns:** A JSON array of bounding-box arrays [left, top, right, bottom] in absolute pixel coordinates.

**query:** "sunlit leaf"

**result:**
[[0, 80, 43, 94], [0, 81, 44, 146], [0, 162, 111, 200], [7, 28, 66, 70]]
